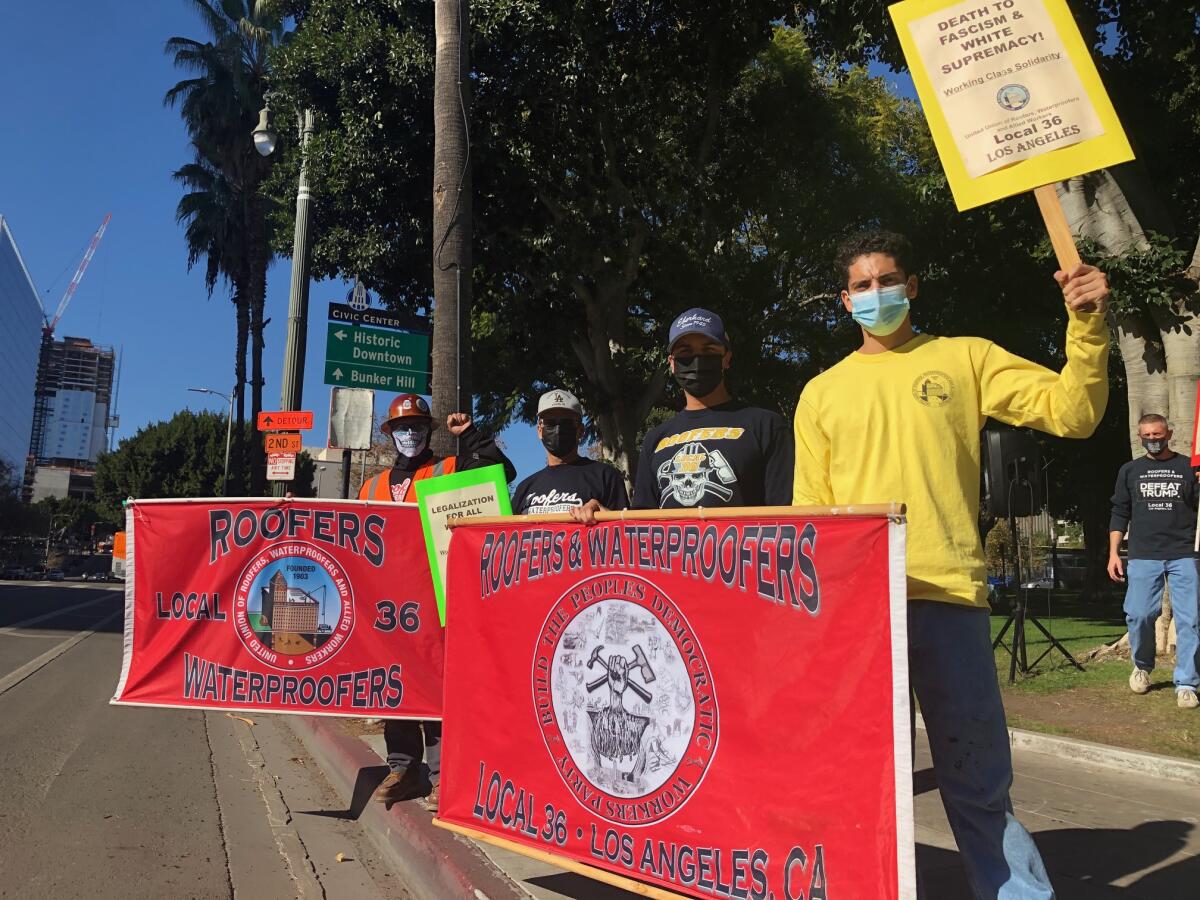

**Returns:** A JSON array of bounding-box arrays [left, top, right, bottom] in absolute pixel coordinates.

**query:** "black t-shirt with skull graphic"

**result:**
[[632, 402, 795, 509]]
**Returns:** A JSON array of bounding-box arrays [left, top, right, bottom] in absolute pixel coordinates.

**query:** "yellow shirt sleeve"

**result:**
[[792, 393, 835, 505], [979, 309, 1110, 438]]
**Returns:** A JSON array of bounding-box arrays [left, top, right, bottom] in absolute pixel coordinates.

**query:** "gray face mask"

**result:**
[[393, 426, 430, 458], [1142, 438, 1166, 455]]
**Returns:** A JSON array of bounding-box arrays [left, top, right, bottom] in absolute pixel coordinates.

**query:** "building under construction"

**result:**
[[23, 335, 118, 502], [15, 213, 116, 503]]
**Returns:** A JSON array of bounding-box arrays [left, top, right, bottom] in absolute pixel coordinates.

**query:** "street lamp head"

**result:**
[[253, 106, 278, 157]]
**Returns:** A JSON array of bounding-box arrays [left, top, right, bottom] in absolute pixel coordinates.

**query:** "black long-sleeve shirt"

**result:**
[[1109, 452, 1198, 559]]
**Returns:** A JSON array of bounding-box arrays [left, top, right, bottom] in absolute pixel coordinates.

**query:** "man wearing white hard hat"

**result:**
[[511, 389, 629, 515]]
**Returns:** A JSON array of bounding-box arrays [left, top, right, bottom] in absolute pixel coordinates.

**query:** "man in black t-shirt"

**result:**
[[571, 308, 794, 523], [1108, 412, 1200, 709], [512, 389, 630, 514], [634, 308, 794, 509]]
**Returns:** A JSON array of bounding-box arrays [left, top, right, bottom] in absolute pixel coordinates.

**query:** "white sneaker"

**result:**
[[1178, 688, 1199, 709], [1129, 669, 1151, 694]]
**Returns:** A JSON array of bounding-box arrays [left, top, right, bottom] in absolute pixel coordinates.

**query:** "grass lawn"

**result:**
[[989, 590, 1200, 761]]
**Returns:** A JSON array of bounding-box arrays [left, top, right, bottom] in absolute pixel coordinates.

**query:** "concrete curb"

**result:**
[[287, 715, 526, 900], [916, 714, 1200, 786]]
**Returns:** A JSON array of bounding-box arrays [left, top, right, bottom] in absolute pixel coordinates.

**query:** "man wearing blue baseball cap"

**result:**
[[630, 308, 794, 508]]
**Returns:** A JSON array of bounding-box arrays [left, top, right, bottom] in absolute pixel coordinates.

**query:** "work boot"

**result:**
[[423, 782, 439, 813], [373, 768, 427, 809], [1178, 688, 1199, 709], [1129, 668, 1151, 695]]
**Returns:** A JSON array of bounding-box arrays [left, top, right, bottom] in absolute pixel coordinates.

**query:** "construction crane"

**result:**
[[43, 213, 112, 336]]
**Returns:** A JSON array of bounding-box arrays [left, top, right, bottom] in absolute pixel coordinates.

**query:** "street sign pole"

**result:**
[[342, 449, 352, 499], [275, 109, 317, 497]]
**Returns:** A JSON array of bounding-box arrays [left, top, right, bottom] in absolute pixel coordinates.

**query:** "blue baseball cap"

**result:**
[[667, 307, 728, 352]]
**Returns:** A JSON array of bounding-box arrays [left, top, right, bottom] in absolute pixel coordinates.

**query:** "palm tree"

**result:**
[[165, 0, 283, 493], [172, 152, 250, 491]]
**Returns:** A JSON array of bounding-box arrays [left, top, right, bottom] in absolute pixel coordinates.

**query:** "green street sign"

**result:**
[[325, 323, 429, 367], [323, 323, 431, 392], [324, 360, 430, 393]]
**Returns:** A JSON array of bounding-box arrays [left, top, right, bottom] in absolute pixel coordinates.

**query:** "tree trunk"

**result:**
[[430, 0, 472, 457], [1156, 306, 1200, 453], [233, 295, 248, 494], [1112, 310, 1169, 455]]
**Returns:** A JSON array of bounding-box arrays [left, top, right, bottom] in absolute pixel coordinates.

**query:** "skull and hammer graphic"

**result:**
[[586, 643, 656, 709]]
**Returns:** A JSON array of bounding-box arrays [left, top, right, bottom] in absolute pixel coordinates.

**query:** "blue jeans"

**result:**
[[910, 600, 1053, 900], [1124, 558, 1200, 690]]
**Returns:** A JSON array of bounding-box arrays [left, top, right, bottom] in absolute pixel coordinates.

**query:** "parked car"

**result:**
[[45, 569, 65, 581], [0, 567, 23, 580], [1021, 577, 1054, 590]]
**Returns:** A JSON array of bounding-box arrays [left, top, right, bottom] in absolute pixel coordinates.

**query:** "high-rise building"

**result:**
[[0, 216, 43, 488], [25, 335, 117, 502]]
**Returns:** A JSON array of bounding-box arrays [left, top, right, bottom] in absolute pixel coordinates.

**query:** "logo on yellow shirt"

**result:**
[[912, 371, 954, 407]]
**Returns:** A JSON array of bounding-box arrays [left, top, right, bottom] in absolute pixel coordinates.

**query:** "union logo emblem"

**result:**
[[532, 574, 718, 825], [233, 540, 354, 670]]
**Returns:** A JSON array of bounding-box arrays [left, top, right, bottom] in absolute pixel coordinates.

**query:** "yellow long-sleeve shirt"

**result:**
[[793, 310, 1109, 607]]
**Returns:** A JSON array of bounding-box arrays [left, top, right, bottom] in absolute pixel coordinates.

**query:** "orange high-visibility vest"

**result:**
[[358, 457, 457, 502]]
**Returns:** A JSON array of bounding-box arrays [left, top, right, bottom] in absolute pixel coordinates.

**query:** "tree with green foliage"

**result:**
[[166, 0, 285, 493], [267, 2, 952, 475], [92, 410, 314, 526]]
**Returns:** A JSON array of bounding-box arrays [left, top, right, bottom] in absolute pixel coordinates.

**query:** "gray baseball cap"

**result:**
[[537, 389, 583, 418]]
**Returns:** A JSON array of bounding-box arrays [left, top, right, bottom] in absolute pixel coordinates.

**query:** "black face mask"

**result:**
[[541, 423, 579, 458], [673, 354, 725, 398], [1142, 438, 1166, 455]]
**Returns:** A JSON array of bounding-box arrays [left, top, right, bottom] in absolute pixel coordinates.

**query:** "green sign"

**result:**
[[414, 465, 512, 625], [323, 361, 429, 393], [325, 323, 429, 365], [323, 323, 430, 392]]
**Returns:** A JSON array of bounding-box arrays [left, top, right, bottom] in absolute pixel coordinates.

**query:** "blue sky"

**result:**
[[0, 1, 551, 482], [0, 3, 913, 488]]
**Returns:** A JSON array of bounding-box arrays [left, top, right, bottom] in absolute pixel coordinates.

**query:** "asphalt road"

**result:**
[[0, 582, 411, 900]]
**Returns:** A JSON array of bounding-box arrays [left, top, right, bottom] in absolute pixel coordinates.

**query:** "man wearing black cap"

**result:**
[[633, 308, 794, 508], [511, 389, 630, 515]]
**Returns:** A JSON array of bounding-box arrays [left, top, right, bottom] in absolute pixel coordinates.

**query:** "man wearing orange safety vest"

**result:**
[[363, 393, 515, 811]]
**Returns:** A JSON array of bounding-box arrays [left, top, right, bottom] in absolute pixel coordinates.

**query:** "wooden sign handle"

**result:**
[[1033, 183, 1082, 272]]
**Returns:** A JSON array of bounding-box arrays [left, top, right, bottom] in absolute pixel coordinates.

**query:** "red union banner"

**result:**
[[439, 512, 915, 899], [111, 499, 443, 718]]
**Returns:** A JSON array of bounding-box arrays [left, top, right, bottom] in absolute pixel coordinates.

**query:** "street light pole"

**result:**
[[189, 387, 234, 496], [273, 109, 316, 497]]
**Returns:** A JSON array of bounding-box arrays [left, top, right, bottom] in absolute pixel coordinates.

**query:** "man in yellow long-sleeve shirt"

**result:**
[[794, 230, 1110, 900]]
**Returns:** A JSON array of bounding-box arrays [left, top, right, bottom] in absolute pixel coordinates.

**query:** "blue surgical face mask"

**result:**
[[849, 283, 911, 336]]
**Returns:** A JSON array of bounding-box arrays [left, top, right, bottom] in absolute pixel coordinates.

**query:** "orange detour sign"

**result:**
[[264, 432, 302, 453], [257, 410, 313, 431]]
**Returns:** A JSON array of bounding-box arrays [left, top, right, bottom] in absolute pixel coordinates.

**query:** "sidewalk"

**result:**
[[290, 717, 1200, 899]]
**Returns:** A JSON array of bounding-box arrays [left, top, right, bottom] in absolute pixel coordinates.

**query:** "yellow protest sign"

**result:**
[[889, 0, 1133, 211]]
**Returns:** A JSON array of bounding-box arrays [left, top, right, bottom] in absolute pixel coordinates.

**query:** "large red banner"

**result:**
[[440, 513, 914, 899], [112, 499, 443, 718]]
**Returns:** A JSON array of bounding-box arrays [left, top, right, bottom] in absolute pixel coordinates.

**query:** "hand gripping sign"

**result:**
[[890, 0, 1134, 264], [434, 505, 915, 900], [111, 498, 443, 718]]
